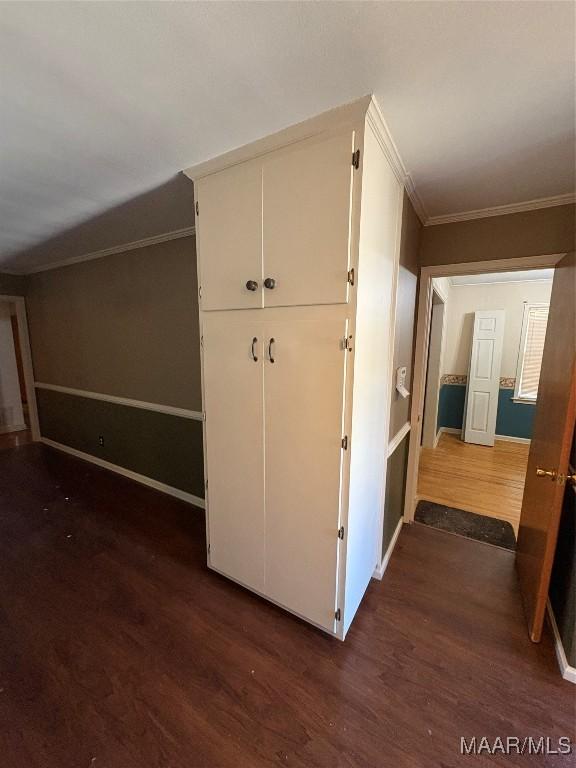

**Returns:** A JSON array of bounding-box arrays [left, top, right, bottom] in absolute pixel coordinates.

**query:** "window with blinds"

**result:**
[[514, 303, 549, 401]]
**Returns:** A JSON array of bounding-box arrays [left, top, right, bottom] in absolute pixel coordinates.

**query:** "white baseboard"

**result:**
[[436, 427, 531, 445], [495, 433, 531, 445], [0, 423, 28, 435], [40, 437, 206, 510], [547, 600, 576, 684], [373, 517, 403, 580]]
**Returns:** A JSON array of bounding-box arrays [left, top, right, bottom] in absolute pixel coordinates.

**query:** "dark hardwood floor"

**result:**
[[0, 444, 573, 768]]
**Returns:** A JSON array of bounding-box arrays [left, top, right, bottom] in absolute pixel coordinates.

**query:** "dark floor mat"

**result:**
[[415, 500, 516, 550]]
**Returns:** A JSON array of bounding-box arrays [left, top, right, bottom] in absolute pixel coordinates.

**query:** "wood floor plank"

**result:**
[[0, 444, 572, 768], [417, 433, 530, 533]]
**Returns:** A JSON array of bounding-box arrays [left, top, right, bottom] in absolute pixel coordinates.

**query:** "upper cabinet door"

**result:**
[[196, 162, 263, 311], [262, 131, 356, 308]]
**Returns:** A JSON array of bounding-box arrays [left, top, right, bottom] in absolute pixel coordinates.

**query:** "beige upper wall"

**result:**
[[26, 192, 421, 428], [442, 279, 553, 378], [0, 272, 27, 296], [389, 192, 421, 439], [27, 236, 201, 411], [419, 204, 575, 267]]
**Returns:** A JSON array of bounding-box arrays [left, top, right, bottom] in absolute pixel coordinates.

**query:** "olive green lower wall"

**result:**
[[382, 432, 409, 559], [37, 388, 205, 501]]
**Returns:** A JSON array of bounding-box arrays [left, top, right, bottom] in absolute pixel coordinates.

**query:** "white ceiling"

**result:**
[[1, 1, 574, 271], [450, 269, 554, 286]]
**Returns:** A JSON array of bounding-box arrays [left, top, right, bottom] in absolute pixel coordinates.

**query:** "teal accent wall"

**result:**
[[437, 384, 536, 439], [37, 388, 205, 501], [437, 384, 467, 431], [495, 389, 536, 440]]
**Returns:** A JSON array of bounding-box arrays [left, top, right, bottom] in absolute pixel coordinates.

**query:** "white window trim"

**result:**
[[513, 302, 549, 404]]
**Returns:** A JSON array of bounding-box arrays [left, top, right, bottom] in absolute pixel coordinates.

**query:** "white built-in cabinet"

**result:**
[[185, 96, 404, 639]]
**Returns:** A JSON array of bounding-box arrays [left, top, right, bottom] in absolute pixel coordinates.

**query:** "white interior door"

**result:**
[[196, 161, 263, 311], [263, 316, 348, 631], [202, 314, 265, 591], [262, 131, 356, 308], [463, 309, 505, 446]]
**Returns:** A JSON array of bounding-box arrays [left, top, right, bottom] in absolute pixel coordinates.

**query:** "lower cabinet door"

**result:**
[[263, 316, 348, 631], [202, 314, 265, 592]]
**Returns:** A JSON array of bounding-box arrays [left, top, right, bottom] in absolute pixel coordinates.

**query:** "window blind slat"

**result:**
[[518, 306, 548, 399]]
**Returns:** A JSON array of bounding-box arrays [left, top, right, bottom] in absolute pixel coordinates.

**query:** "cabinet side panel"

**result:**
[[344, 124, 403, 634]]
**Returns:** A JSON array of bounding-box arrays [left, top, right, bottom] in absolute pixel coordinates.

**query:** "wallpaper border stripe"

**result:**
[[34, 382, 203, 421]]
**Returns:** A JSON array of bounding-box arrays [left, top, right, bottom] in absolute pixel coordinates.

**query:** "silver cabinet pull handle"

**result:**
[[245, 280, 258, 292], [251, 337, 258, 362], [268, 338, 275, 363]]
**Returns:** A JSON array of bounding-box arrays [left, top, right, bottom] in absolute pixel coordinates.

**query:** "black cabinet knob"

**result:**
[[264, 277, 276, 290], [245, 280, 258, 292]]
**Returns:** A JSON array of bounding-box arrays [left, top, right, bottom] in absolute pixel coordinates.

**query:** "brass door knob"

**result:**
[[536, 467, 557, 480], [537, 467, 576, 485]]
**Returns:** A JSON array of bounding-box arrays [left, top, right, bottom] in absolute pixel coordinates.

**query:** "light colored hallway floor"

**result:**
[[417, 432, 530, 534]]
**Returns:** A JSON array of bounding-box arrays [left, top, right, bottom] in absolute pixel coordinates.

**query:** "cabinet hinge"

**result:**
[[338, 526, 345, 540], [341, 435, 348, 450], [202, 411, 206, 422], [195, 201, 199, 216], [347, 268, 355, 286], [342, 335, 353, 352], [200, 334, 204, 348], [352, 149, 360, 169], [335, 608, 341, 621], [199, 285, 202, 299]]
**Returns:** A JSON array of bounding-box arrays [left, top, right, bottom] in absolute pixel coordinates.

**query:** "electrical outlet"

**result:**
[[98, 435, 104, 446]]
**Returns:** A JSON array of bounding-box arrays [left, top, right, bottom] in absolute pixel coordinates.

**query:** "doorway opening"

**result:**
[[0, 295, 39, 448], [405, 259, 558, 550]]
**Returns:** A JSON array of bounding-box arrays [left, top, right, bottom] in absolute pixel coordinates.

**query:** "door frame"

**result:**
[[403, 253, 565, 523], [0, 295, 40, 442], [421, 284, 447, 448]]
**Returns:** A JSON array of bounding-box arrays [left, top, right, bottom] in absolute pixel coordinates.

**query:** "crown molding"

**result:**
[[7, 226, 196, 276], [424, 193, 576, 227], [366, 99, 428, 225]]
